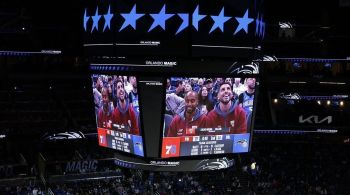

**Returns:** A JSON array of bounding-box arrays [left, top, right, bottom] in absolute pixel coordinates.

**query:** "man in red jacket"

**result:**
[[167, 91, 207, 137], [97, 87, 113, 129], [112, 79, 140, 135], [207, 82, 247, 134]]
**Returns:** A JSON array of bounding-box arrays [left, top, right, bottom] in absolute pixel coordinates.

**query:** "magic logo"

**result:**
[[83, 4, 265, 38], [65, 160, 98, 173]]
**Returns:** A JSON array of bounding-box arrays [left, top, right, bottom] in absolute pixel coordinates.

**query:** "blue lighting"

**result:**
[[148, 5, 174, 32], [209, 7, 231, 34], [192, 5, 206, 31], [103, 5, 114, 32], [120, 4, 144, 32], [324, 63, 332, 69], [260, 19, 265, 39], [256, 14, 265, 39], [91, 7, 101, 33], [255, 13, 265, 38], [293, 62, 301, 69], [255, 13, 261, 36], [176, 13, 189, 35], [234, 9, 254, 35], [83, 9, 90, 31]]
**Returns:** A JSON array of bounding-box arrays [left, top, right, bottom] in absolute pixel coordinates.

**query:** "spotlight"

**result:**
[[273, 99, 278, 103], [293, 62, 301, 69], [340, 101, 344, 106], [317, 100, 321, 105], [324, 63, 332, 69], [327, 100, 331, 105], [250, 162, 256, 170]]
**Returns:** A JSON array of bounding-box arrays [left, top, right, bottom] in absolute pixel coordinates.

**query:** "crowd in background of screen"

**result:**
[[164, 77, 256, 137], [92, 75, 141, 135]]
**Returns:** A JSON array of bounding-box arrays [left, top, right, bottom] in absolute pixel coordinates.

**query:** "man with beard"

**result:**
[[112, 80, 140, 135], [167, 91, 207, 137], [175, 80, 185, 98], [239, 78, 256, 128], [97, 87, 114, 128], [207, 82, 247, 134]]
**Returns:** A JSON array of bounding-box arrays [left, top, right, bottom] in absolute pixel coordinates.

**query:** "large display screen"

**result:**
[[92, 74, 144, 156], [83, 0, 264, 58], [161, 77, 256, 158]]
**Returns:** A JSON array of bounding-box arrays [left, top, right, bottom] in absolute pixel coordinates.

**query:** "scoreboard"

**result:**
[[98, 128, 144, 156], [90, 60, 259, 165], [162, 134, 250, 158], [85, 0, 263, 170]]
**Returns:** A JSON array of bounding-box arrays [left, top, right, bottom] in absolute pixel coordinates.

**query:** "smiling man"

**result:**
[[167, 91, 207, 137], [112, 79, 140, 135], [97, 87, 114, 129], [207, 82, 247, 134]]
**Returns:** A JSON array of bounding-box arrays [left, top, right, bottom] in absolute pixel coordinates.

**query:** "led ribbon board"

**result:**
[[83, 0, 265, 57]]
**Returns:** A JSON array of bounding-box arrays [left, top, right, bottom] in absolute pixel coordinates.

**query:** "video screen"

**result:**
[[92, 74, 144, 156], [191, 0, 262, 58], [83, 0, 263, 58], [161, 77, 256, 158]]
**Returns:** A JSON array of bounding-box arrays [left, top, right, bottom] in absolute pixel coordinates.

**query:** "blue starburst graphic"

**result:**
[[103, 6, 114, 32], [120, 4, 144, 32], [192, 5, 206, 31], [209, 7, 231, 34], [83, 9, 90, 31], [234, 9, 254, 35], [148, 5, 174, 32], [176, 13, 188, 35], [91, 7, 101, 33]]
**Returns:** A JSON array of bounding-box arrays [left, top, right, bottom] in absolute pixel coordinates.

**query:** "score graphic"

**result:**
[[98, 128, 144, 157], [162, 134, 251, 158]]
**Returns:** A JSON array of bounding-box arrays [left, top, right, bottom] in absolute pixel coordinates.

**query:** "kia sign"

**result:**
[[299, 115, 332, 124]]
